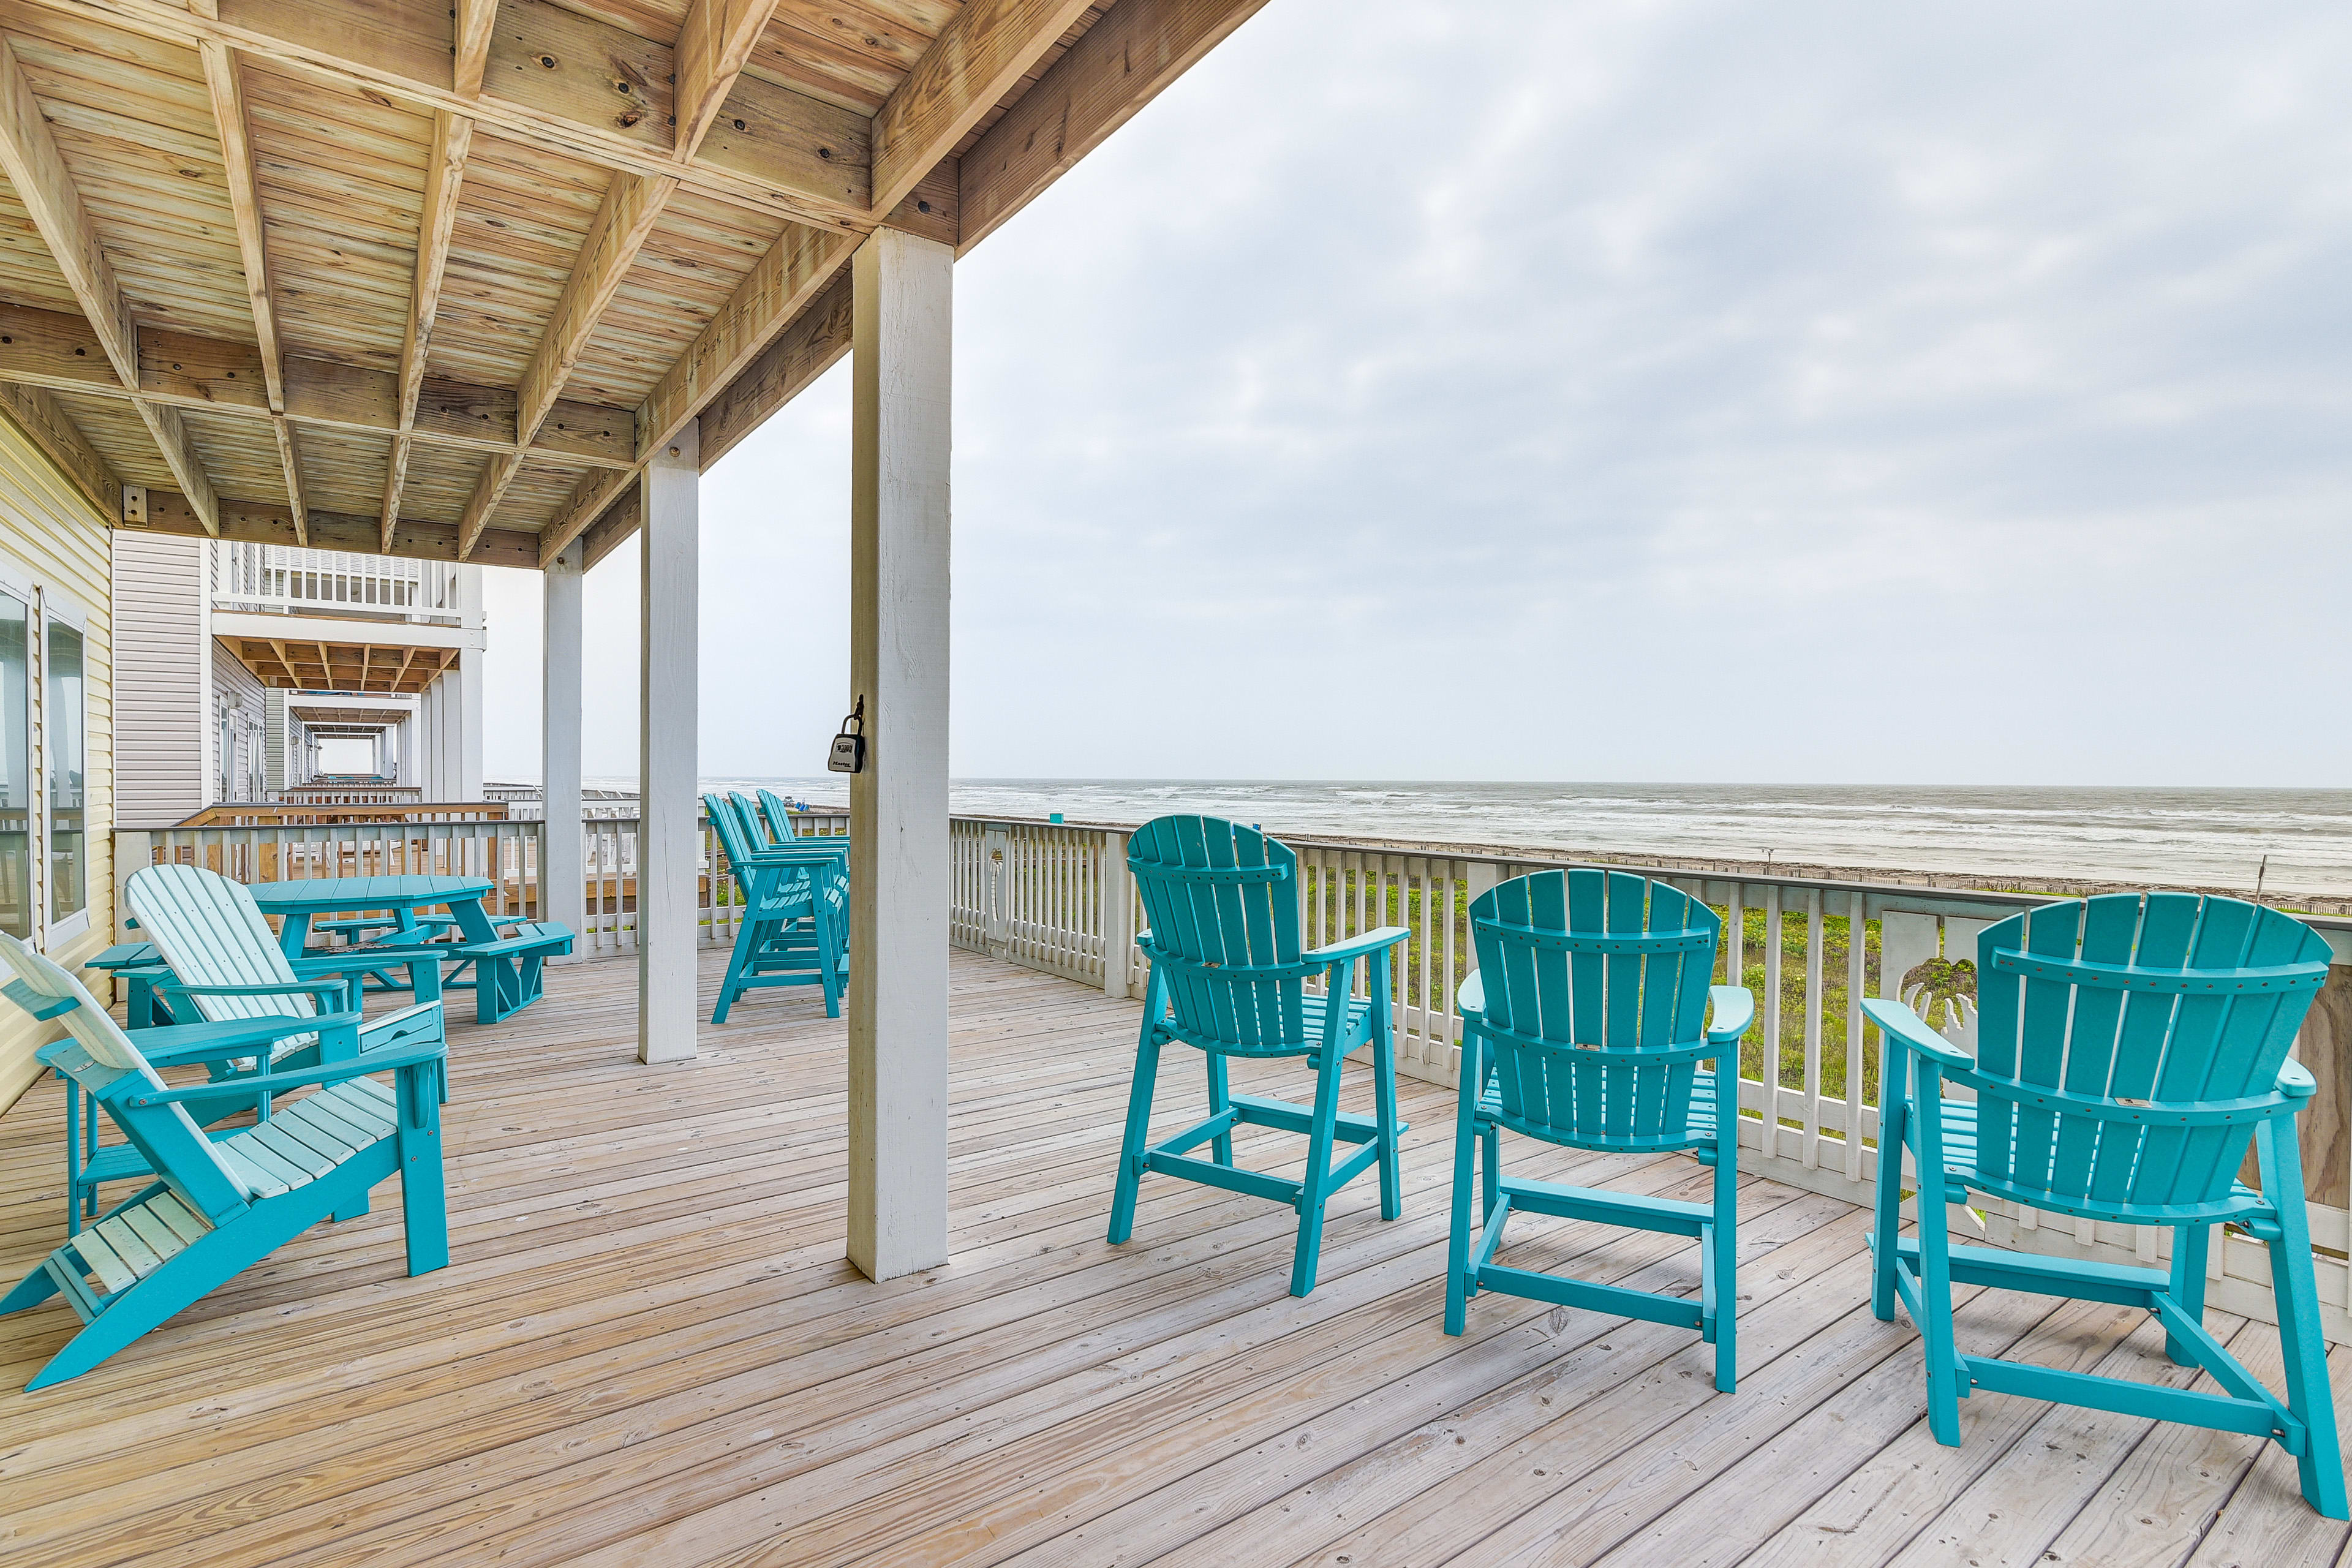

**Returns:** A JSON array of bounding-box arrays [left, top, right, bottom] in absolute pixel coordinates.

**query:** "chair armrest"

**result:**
[[1862, 998, 1973, 1070], [2278, 1057, 2318, 1099], [133, 1014, 323, 1066], [122, 1040, 445, 1106], [160, 977, 352, 1003], [1305, 926, 1412, 965], [1706, 986, 1755, 1044], [1457, 969, 1485, 1020]]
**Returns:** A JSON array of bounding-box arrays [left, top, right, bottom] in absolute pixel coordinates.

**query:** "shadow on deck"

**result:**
[[0, 948, 2344, 1567]]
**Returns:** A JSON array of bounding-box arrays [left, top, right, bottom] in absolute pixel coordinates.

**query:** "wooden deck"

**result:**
[[1, 948, 2346, 1567]]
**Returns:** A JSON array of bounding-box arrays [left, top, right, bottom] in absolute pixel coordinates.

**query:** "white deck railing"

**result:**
[[212, 542, 464, 624], [108, 809, 2352, 1344]]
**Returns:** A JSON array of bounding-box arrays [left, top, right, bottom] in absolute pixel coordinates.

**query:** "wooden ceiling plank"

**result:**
[[960, 0, 1275, 253], [0, 382, 121, 520], [870, 0, 1095, 218], [24, 0, 873, 232], [673, 0, 784, 162], [0, 32, 222, 533]]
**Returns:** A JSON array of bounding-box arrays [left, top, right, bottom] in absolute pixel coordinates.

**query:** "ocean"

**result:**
[[671, 779, 2352, 897]]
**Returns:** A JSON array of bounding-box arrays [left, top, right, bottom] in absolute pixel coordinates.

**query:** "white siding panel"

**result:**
[[110, 530, 205, 827]]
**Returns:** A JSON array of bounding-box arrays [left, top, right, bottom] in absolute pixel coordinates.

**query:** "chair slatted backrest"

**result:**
[[1469, 869, 1722, 1145], [0, 933, 251, 1219], [1967, 892, 2330, 1213], [128, 864, 317, 1032], [755, 789, 801, 842], [704, 794, 810, 910], [1128, 816, 1312, 1057]]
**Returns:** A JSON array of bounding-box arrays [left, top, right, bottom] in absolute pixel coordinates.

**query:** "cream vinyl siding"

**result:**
[[0, 412, 116, 1114], [109, 530, 205, 827]]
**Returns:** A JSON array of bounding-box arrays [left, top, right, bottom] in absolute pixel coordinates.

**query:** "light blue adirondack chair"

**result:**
[[1447, 869, 1753, 1390], [128, 864, 451, 1097], [1868, 892, 2345, 1518], [1109, 815, 1409, 1297], [705, 793, 848, 1022], [0, 932, 448, 1389]]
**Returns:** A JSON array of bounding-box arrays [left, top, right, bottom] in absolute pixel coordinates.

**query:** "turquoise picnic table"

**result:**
[[244, 873, 573, 1024]]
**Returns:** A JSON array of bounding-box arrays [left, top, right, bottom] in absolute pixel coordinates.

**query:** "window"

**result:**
[[47, 614, 85, 925], [0, 589, 26, 940]]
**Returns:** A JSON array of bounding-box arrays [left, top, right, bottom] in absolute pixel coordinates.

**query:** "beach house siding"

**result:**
[[109, 530, 206, 827], [0, 413, 115, 1114], [213, 636, 267, 801]]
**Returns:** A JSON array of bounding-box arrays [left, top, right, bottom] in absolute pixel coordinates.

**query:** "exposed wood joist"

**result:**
[[579, 480, 641, 571], [0, 31, 221, 533], [534, 465, 636, 568], [871, 0, 1096, 219], [0, 303, 636, 468], [40, 0, 875, 232], [383, 110, 477, 548], [272, 416, 308, 546], [0, 382, 120, 521], [453, 0, 497, 98], [959, 0, 1276, 252], [698, 268, 853, 471], [673, 0, 783, 163], [141, 486, 542, 569]]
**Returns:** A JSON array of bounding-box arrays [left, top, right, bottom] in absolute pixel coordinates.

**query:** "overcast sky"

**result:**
[[478, 0, 2352, 788]]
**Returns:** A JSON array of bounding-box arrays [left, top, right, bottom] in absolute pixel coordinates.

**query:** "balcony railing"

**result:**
[[212, 542, 465, 625], [109, 809, 2352, 1350]]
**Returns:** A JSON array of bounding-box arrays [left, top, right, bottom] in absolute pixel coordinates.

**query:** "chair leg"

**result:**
[[2166, 1222, 2210, 1367], [1911, 1072, 1963, 1447], [1292, 1039, 1347, 1298], [1371, 960, 1403, 1221], [711, 921, 759, 1024], [1712, 1084, 1740, 1393], [1871, 1043, 1909, 1325], [1, 1259, 60, 1316], [1479, 1124, 1499, 1224], [398, 1100, 450, 1277], [1446, 1035, 1482, 1336], [1108, 1027, 1163, 1246], [2257, 1118, 2348, 1519], [1205, 1054, 1234, 1167]]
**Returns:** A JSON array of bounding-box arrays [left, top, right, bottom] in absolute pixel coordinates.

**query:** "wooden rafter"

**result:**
[[535, 466, 638, 568], [0, 382, 119, 519], [32, 0, 873, 232], [272, 417, 308, 546], [453, 0, 497, 98], [871, 0, 1097, 218], [383, 110, 477, 548], [196, 40, 284, 411], [673, 0, 783, 163], [0, 33, 220, 533], [0, 302, 635, 467], [698, 269, 854, 470], [960, 0, 1278, 251]]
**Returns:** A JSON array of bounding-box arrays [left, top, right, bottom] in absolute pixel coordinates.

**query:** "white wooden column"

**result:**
[[638, 420, 701, 1063], [847, 228, 953, 1283], [541, 540, 586, 961]]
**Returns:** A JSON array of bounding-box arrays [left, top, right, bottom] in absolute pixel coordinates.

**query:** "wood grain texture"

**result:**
[[671, 0, 782, 160], [696, 265, 850, 469], [870, 0, 1094, 216], [959, 0, 1274, 252], [0, 380, 120, 517]]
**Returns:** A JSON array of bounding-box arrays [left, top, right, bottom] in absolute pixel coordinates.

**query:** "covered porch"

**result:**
[[4, 943, 2343, 1567]]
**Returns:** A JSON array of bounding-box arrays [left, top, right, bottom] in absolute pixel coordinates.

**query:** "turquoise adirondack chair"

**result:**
[[705, 793, 848, 1022], [1447, 869, 1753, 1391], [1868, 892, 2345, 1517], [128, 864, 450, 1093], [1109, 815, 1410, 1297], [0, 932, 448, 1390]]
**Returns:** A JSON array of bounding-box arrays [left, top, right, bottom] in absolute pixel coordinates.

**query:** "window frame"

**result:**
[[0, 575, 32, 946], [41, 589, 90, 946]]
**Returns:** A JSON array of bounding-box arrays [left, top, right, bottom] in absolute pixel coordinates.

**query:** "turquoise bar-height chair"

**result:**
[[1868, 892, 2345, 1518], [1446, 869, 1753, 1392], [705, 793, 848, 1022], [1108, 815, 1409, 1297]]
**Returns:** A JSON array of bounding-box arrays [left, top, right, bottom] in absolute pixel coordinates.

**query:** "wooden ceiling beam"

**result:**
[[197, 40, 285, 412], [383, 109, 476, 548], [40, 0, 872, 232], [0, 302, 635, 469], [0, 33, 221, 534], [698, 268, 852, 471], [0, 382, 121, 521], [959, 0, 1275, 252], [673, 0, 783, 164], [273, 417, 309, 546], [141, 486, 543, 568], [871, 0, 1095, 219], [535, 466, 635, 568]]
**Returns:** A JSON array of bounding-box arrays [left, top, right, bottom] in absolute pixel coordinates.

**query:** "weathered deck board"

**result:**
[[0, 948, 2339, 1567]]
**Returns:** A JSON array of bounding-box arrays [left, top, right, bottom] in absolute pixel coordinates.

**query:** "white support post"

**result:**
[[638, 420, 702, 1063], [458, 567, 486, 799], [541, 541, 586, 960], [846, 228, 954, 1283], [1102, 830, 1131, 998]]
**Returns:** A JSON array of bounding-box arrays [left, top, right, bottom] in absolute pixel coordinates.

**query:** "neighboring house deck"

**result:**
[[2, 949, 2340, 1568]]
